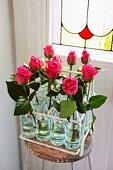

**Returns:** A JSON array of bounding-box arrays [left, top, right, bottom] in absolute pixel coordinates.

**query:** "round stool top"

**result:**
[[25, 135, 92, 163]]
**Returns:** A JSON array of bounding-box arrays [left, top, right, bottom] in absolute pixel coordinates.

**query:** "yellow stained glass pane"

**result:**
[[61, 27, 85, 47]]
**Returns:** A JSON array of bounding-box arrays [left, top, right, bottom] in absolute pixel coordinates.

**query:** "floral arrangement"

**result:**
[[6, 45, 107, 127]]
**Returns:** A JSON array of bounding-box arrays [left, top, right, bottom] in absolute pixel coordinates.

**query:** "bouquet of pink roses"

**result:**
[[6, 45, 107, 127]]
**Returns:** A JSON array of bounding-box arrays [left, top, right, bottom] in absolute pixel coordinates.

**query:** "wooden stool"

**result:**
[[23, 135, 92, 170]]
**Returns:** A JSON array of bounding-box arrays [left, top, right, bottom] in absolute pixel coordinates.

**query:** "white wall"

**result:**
[[0, 0, 20, 170], [12, 1, 48, 168], [13, 0, 48, 66]]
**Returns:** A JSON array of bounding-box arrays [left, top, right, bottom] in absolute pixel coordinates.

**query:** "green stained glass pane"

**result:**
[[61, 27, 85, 47], [104, 32, 113, 50], [86, 32, 113, 51]]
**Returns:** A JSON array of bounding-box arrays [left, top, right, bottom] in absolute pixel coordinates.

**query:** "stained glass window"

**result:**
[[52, 0, 113, 51]]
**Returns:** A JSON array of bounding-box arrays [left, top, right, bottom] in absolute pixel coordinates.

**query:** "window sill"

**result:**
[[53, 44, 113, 64]]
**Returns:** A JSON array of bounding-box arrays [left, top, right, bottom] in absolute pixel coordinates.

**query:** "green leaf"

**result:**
[[29, 91, 36, 101], [73, 86, 83, 102], [53, 100, 60, 112], [86, 104, 91, 111], [92, 112, 96, 125], [56, 75, 63, 79], [14, 98, 32, 115], [72, 77, 87, 102], [94, 67, 101, 70], [60, 100, 77, 118], [53, 80, 58, 89], [6, 81, 28, 101], [40, 70, 47, 78], [77, 77, 84, 86], [89, 95, 107, 109], [29, 82, 40, 91], [40, 72, 48, 85], [23, 85, 30, 98], [92, 111, 96, 131], [59, 86, 66, 95], [47, 90, 59, 97], [76, 102, 86, 113], [30, 71, 39, 81], [41, 79, 48, 85]]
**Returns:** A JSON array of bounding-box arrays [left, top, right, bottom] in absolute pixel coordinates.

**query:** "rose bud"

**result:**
[[81, 50, 90, 65], [62, 77, 78, 96], [67, 51, 77, 66], [16, 66, 33, 85], [29, 56, 43, 72], [82, 64, 98, 81], [43, 45, 54, 59]]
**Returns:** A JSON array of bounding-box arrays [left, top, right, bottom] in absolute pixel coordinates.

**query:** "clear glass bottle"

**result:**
[[83, 110, 92, 134], [83, 82, 93, 134], [22, 114, 36, 138], [35, 98, 50, 141], [50, 109, 66, 146], [31, 83, 49, 113], [36, 114, 50, 141], [65, 111, 81, 150]]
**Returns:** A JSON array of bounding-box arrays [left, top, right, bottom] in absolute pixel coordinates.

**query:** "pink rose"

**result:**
[[62, 77, 78, 96], [29, 56, 43, 72], [43, 45, 54, 59], [52, 55, 62, 64], [82, 64, 98, 81], [16, 66, 33, 85], [81, 50, 90, 64], [67, 51, 77, 66], [45, 57, 62, 79]]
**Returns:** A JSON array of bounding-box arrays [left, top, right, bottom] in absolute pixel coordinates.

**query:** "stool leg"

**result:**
[[42, 160, 45, 170], [71, 162, 74, 170], [24, 150, 30, 170], [88, 154, 92, 170]]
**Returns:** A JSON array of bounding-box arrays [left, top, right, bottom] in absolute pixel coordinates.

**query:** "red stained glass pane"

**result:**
[[79, 26, 93, 40]]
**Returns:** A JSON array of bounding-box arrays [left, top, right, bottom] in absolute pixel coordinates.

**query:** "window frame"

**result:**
[[48, 0, 113, 64]]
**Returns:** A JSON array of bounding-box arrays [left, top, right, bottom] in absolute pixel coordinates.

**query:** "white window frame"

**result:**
[[48, 0, 113, 64]]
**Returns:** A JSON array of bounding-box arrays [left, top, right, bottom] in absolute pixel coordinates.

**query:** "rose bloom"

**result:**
[[62, 77, 78, 96], [67, 51, 77, 66], [82, 64, 98, 81], [52, 55, 62, 64], [16, 66, 33, 85], [43, 45, 54, 59], [81, 50, 90, 65], [45, 57, 62, 79], [29, 56, 43, 72]]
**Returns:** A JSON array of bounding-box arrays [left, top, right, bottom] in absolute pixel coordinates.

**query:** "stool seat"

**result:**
[[25, 135, 92, 163]]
